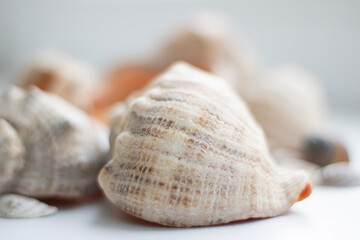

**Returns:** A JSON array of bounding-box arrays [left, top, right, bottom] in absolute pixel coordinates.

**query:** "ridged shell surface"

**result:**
[[0, 86, 109, 198], [99, 62, 311, 227]]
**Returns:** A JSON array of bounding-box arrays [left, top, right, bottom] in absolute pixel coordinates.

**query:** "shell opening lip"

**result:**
[[297, 182, 312, 202]]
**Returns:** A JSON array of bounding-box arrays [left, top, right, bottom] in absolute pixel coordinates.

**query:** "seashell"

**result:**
[[145, 12, 265, 111], [315, 162, 360, 187], [17, 48, 99, 111], [243, 65, 326, 152], [0, 194, 57, 218], [152, 11, 262, 92], [0, 86, 109, 198], [0, 119, 24, 193], [99, 62, 312, 227]]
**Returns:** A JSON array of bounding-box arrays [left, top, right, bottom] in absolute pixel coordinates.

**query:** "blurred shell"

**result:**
[[315, 162, 360, 186], [243, 65, 326, 151], [153, 11, 262, 91], [18, 48, 99, 111], [0, 194, 57, 218], [0, 86, 109, 198], [0, 119, 24, 193], [99, 62, 311, 227]]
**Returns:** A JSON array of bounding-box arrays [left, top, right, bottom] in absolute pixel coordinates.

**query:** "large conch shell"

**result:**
[[99, 62, 311, 227], [18, 48, 99, 111], [0, 86, 108, 198]]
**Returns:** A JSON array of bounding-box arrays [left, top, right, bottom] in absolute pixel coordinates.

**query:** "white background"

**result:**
[[0, 0, 359, 113]]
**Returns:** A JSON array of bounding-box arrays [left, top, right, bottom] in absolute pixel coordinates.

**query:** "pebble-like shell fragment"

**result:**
[[0, 194, 57, 218], [0, 86, 109, 198], [99, 62, 311, 227]]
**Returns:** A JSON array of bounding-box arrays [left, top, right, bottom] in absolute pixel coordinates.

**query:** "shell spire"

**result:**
[[99, 62, 311, 227]]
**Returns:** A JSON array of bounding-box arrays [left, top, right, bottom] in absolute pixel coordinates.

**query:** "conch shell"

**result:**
[[0, 86, 108, 198], [18, 48, 99, 111], [99, 62, 311, 227]]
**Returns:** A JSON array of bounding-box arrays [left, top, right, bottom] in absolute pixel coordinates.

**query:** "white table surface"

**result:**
[[1, 115, 360, 240]]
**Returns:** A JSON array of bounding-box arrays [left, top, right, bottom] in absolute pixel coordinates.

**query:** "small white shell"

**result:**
[[0, 194, 57, 218]]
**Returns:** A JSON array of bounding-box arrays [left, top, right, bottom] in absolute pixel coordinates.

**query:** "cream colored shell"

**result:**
[[99, 62, 311, 227], [0, 86, 109, 198], [18, 48, 99, 110], [243, 65, 326, 151], [152, 12, 262, 90]]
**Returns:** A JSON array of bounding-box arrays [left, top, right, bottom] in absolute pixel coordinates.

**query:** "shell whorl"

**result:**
[[99, 62, 311, 227]]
